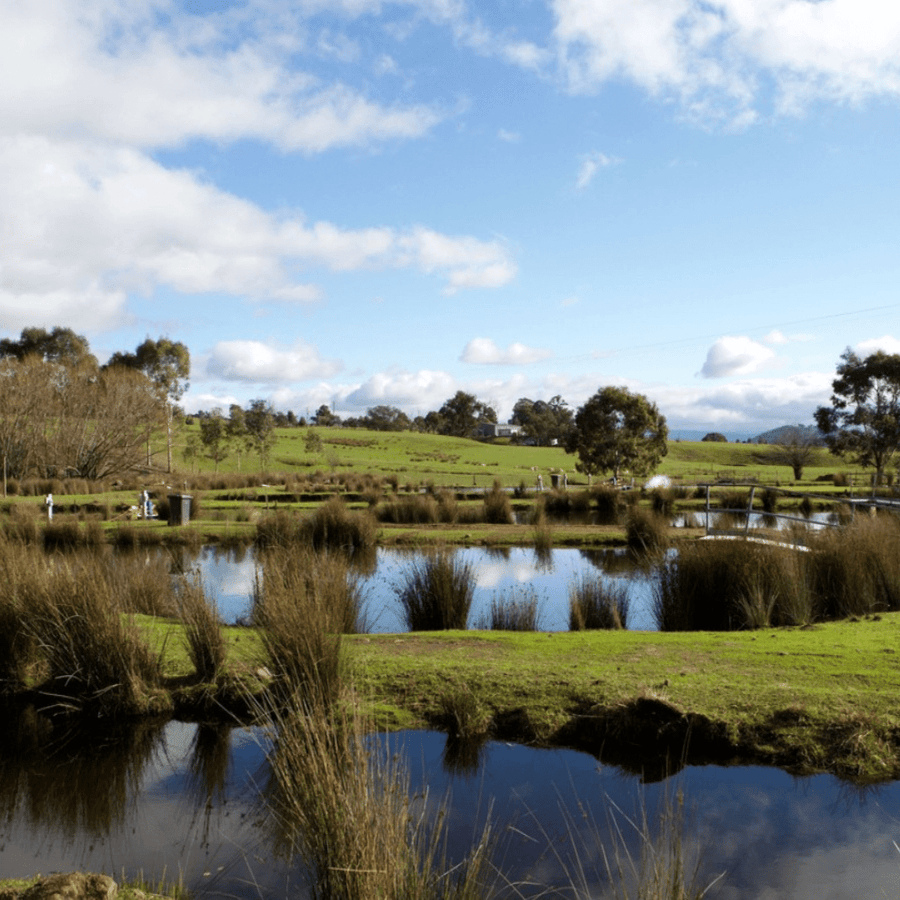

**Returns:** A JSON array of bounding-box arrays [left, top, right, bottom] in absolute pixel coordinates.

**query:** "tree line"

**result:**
[[0, 327, 189, 480]]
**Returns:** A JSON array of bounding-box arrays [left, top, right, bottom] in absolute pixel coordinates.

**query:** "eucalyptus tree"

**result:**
[[815, 348, 900, 489], [566, 386, 668, 482], [105, 337, 190, 472]]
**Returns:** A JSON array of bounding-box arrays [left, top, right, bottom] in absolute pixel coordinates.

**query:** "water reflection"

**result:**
[[0, 712, 899, 899], [178, 545, 660, 633]]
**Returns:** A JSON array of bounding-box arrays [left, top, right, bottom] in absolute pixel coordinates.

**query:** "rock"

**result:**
[[19, 874, 117, 900]]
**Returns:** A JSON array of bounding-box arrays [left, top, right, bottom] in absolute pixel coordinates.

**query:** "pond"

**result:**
[[0, 716, 898, 899], [185, 545, 659, 631]]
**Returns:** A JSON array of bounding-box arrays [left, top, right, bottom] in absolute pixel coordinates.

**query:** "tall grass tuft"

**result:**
[[531, 506, 554, 551], [627, 507, 670, 554], [569, 576, 629, 630], [548, 786, 723, 900], [376, 494, 440, 524], [265, 702, 499, 900], [483, 480, 513, 524], [808, 516, 900, 618], [593, 485, 621, 525], [397, 550, 475, 631], [255, 547, 365, 713], [477, 591, 541, 631], [653, 539, 813, 631], [26, 557, 163, 714], [177, 576, 226, 682], [302, 495, 377, 553]]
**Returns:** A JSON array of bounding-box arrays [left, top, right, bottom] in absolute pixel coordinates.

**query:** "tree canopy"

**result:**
[[437, 391, 496, 438], [814, 348, 900, 482], [565, 386, 668, 480], [0, 326, 97, 368], [511, 395, 573, 446]]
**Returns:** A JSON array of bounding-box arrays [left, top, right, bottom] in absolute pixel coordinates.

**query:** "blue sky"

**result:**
[[3, 0, 900, 437]]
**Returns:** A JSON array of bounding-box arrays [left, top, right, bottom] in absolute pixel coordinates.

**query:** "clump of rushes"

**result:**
[[568, 576, 629, 630], [809, 515, 900, 618], [264, 701, 499, 900], [301, 495, 377, 553], [483, 479, 513, 524], [593, 485, 620, 525], [255, 547, 364, 713], [375, 494, 440, 524], [28, 558, 162, 715], [626, 507, 670, 553], [178, 576, 226, 682], [653, 539, 812, 631], [397, 550, 475, 631], [532, 506, 553, 552], [478, 592, 541, 631], [109, 550, 180, 617]]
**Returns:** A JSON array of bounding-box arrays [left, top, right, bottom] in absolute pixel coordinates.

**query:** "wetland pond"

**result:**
[[193, 545, 659, 631], [1, 716, 899, 900], [4, 542, 896, 898]]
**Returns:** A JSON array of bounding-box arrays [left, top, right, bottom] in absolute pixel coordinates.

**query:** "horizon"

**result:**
[[3, 1, 899, 433]]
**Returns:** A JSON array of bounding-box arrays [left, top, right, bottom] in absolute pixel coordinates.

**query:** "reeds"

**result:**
[[654, 516, 900, 631], [477, 591, 541, 631], [27, 560, 163, 714], [177, 576, 226, 682], [532, 506, 554, 551], [483, 480, 513, 524], [808, 516, 900, 618], [256, 497, 377, 553], [653, 539, 813, 631], [397, 550, 475, 631], [569, 576, 629, 630], [627, 507, 670, 554], [255, 546, 365, 713], [265, 702, 499, 900], [549, 787, 723, 900]]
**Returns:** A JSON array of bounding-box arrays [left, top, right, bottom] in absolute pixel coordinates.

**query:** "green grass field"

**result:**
[[174, 423, 860, 487]]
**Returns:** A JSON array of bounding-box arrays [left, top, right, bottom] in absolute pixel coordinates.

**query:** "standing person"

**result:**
[[45, 493, 53, 521]]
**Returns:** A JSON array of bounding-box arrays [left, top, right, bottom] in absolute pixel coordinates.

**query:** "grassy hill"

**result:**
[[174, 424, 859, 490]]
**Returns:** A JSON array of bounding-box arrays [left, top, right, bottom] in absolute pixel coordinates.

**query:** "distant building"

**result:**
[[475, 423, 523, 439]]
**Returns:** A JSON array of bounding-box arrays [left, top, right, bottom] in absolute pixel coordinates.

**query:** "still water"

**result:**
[[0, 718, 898, 900], [190, 545, 659, 631]]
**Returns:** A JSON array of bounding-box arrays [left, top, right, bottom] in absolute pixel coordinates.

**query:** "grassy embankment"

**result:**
[[129, 604, 900, 783], [0, 428, 878, 548]]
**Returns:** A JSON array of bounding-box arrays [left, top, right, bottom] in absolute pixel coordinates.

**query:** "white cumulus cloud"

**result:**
[[855, 334, 900, 356], [207, 340, 343, 383], [461, 338, 552, 365], [700, 336, 775, 378], [550, 0, 900, 123]]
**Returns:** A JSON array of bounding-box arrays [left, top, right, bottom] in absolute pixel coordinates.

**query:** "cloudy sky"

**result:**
[[4, 0, 900, 436]]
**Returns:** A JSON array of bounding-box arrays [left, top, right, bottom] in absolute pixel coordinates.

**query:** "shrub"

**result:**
[[568, 577, 629, 630], [397, 551, 475, 631]]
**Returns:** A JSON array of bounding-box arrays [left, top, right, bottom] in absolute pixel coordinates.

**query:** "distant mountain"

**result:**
[[750, 424, 824, 445]]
